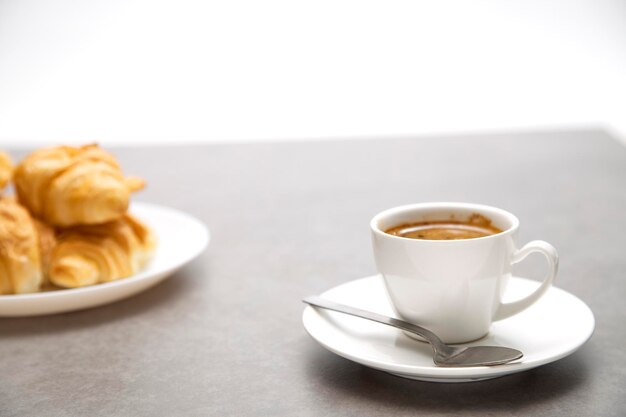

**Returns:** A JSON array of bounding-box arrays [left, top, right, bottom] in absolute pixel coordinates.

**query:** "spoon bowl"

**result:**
[[435, 346, 523, 367]]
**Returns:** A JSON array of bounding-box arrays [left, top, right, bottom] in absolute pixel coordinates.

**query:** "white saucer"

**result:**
[[302, 275, 594, 383], [0, 202, 209, 317]]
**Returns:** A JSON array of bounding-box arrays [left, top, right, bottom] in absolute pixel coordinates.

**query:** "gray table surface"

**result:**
[[2, 129, 625, 416]]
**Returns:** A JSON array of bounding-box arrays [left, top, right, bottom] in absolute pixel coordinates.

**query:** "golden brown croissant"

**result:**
[[0, 197, 53, 294], [0, 151, 13, 191], [13, 144, 144, 227], [48, 214, 155, 288]]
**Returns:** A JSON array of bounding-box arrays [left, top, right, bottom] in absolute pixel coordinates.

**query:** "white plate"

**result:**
[[0, 202, 209, 317], [302, 275, 595, 383]]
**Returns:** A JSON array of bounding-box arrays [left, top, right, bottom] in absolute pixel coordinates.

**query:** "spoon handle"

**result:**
[[302, 296, 450, 355]]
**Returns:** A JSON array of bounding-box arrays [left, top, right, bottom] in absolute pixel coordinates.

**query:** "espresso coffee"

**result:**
[[385, 213, 502, 240]]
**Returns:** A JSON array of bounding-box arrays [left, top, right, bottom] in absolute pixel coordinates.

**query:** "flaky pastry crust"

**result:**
[[14, 144, 144, 227]]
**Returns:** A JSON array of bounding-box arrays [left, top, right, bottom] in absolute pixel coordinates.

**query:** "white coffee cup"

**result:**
[[371, 202, 558, 344]]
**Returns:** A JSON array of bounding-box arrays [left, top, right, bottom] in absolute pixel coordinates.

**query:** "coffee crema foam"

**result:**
[[384, 213, 502, 240]]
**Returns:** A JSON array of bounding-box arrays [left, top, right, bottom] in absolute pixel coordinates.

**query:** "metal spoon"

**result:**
[[303, 296, 523, 367]]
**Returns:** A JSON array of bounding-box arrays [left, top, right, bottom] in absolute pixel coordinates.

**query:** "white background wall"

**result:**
[[1, 0, 624, 146]]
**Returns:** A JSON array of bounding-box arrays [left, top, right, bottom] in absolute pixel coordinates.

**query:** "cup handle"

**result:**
[[493, 240, 559, 321]]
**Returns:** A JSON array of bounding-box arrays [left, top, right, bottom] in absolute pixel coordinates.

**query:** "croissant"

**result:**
[[13, 144, 144, 227], [0, 197, 54, 294], [0, 151, 13, 191], [48, 214, 155, 288]]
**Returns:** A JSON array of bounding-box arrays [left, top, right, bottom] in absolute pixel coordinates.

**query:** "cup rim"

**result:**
[[370, 202, 519, 243]]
